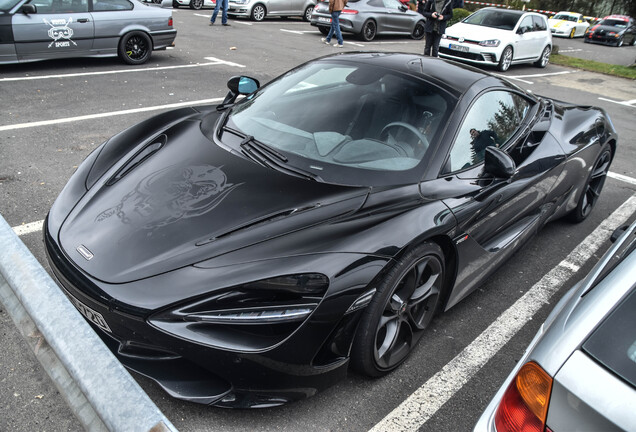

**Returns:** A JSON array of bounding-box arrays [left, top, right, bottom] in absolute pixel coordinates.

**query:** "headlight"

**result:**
[[479, 39, 500, 47], [149, 274, 329, 351]]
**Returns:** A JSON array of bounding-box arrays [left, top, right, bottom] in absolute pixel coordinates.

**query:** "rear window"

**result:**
[[583, 287, 636, 389]]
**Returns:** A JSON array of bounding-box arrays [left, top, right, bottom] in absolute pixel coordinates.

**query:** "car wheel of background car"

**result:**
[[568, 143, 612, 223], [303, 5, 313, 21], [569, 28, 576, 38], [534, 45, 551, 68], [319, 27, 329, 35], [251, 4, 266, 21], [189, 0, 203, 9], [351, 242, 445, 377], [360, 19, 377, 41], [497, 46, 513, 72], [411, 21, 425, 40], [118, 32, 152, 65], [172, 0, 179, 7], [616, 37, 623, 47]]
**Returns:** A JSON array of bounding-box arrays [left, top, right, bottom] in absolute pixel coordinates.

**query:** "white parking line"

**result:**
[[0, 98, 223, 132], [598, 97, 636, 108], [500, 70, 577, 84], [0, 57, 244, 82], [369, 193, 636, 432], [609, 171, 636, 186]]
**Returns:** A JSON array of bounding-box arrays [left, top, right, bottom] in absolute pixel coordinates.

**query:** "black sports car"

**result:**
[[584, 14, 636, 47], [45, 53, 616, 408]]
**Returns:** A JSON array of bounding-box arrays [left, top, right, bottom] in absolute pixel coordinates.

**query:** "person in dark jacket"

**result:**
[[418, 0, 453, 57], [470, 128, 499, 163]]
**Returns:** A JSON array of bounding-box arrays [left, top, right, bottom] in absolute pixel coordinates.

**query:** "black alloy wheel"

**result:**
[[568, 143, 612, 223], [360, 20, 377, 41], [118, 32, 152, 65], [351, 242, 445, 377], [411, 21, 425, 40], [319, 26, 329, 35], [190, 0, 203, 9]]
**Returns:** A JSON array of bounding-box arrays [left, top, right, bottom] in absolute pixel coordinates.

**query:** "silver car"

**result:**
[[310, 0, 425, 42], [227, 0, 316, 22], [474, 218, 636, 432], [0, 0, 176, 65]]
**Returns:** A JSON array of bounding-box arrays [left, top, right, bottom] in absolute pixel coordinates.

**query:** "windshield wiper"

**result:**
[[222, 126, 319, 181]]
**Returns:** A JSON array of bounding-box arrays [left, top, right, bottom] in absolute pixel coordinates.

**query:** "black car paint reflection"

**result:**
[[45, 53, 617, 408]]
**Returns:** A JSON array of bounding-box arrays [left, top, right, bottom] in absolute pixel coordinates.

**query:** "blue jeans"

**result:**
[[211, 0, 228, 24], [326, 11, 343, 45]]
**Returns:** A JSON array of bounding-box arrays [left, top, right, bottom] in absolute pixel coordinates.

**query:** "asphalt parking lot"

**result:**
[[1, 9, 636, 432]]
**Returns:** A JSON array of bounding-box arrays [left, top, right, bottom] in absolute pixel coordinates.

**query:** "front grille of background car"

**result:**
[[438, 47, 486, 61]]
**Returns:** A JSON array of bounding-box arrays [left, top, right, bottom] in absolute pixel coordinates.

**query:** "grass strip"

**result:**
[[550, 53, 636, 80]]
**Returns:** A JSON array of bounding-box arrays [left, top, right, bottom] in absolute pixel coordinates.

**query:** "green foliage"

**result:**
[[449, 8, 471, 26], [550, 54, 636, 80]]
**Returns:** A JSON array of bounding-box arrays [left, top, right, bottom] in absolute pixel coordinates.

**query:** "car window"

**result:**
[[93, 0, 133, 11], [30, 0, 89, 12], [519, 16, 534, 32], [0, 0, 22, 11], [447, 90, 530, 172], [382, 0, 402, 9], [600, 19, 627, 28], [532, 15, 547, 31], [368, 0, 384, 7]]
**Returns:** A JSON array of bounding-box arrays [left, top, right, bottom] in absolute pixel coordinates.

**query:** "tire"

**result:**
[[303, 5, 314, 22], [172, 0, 179, 7], [351, 242, 445, 377], [189, 0, 203, 9], [534, 45, 550, 68], [250, 3, 266, 21], [359, 19, 377, 42], [569, 28, 575, 38], [497, 46, 513, 72], [568, 143, 612, 223], [118, 32, 152, 65], [319, 26, 329, 35], [411, 21, 425, 40]]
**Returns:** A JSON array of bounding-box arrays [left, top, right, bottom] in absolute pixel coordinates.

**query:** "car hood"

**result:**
[[59, 118, 368, 284], [445, 22, 513, 41], [548, 19, 575, 28]]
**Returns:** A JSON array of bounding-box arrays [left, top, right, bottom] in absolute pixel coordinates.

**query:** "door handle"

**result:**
[[78, 18, 90, 23]]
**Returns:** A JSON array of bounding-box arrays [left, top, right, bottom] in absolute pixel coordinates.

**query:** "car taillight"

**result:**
[[494, 362, 553, 432], [168, 17, 173, 27], [342, 8, 358, 14]]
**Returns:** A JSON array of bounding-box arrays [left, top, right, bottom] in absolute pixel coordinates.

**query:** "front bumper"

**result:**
[[584, 33, 621, 45], [438, 41, 500, 67], [44, 221, 385, 407]]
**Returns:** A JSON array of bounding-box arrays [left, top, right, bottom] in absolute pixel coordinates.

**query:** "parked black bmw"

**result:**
[[45, 53, 617, 408], [584, 14, 636, 46]]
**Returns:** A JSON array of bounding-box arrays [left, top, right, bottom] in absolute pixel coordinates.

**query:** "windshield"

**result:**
[[599, 19, 628, 28], [463, 9, 522, 30], [0, 0, 22, 10], [219, 59, 454, 186], [553, 14, 577, 22]]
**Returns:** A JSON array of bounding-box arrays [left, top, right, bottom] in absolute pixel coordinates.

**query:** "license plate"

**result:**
[[449, 43, 468, 52], [66, 292, 112, 333], [318, 17, 331, 23]]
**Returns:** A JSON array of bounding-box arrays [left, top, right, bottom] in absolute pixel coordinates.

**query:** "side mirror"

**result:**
[[221, 76, 260, 106], [484, 146, 515, 178], [517, 26, 526, 35], [21, 3, 37, 13]]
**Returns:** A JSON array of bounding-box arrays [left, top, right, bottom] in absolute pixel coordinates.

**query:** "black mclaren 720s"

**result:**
[[45, 53, 616, 408]]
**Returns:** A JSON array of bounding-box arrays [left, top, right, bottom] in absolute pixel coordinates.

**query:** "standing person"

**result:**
[[209, 0, 230, 26], [418, 0, 452, 57], [321, 0, 345, 48]]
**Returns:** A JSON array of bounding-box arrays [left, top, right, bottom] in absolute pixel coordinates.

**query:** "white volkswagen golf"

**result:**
[[439, 7, 552, 72]]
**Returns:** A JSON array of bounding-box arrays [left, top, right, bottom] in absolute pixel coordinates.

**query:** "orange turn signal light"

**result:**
[[494, 361, 553, 432]]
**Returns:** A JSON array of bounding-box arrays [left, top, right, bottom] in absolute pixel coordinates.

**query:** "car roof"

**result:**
[[323, 52, 502, 99]]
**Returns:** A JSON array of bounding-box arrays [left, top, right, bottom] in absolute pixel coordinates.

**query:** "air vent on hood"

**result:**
[[107, 134, 167, 186]]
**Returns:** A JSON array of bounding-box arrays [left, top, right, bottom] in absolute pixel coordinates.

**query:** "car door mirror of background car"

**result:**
[[20, 3, 36, 14], [484, 146, 516, 179]]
